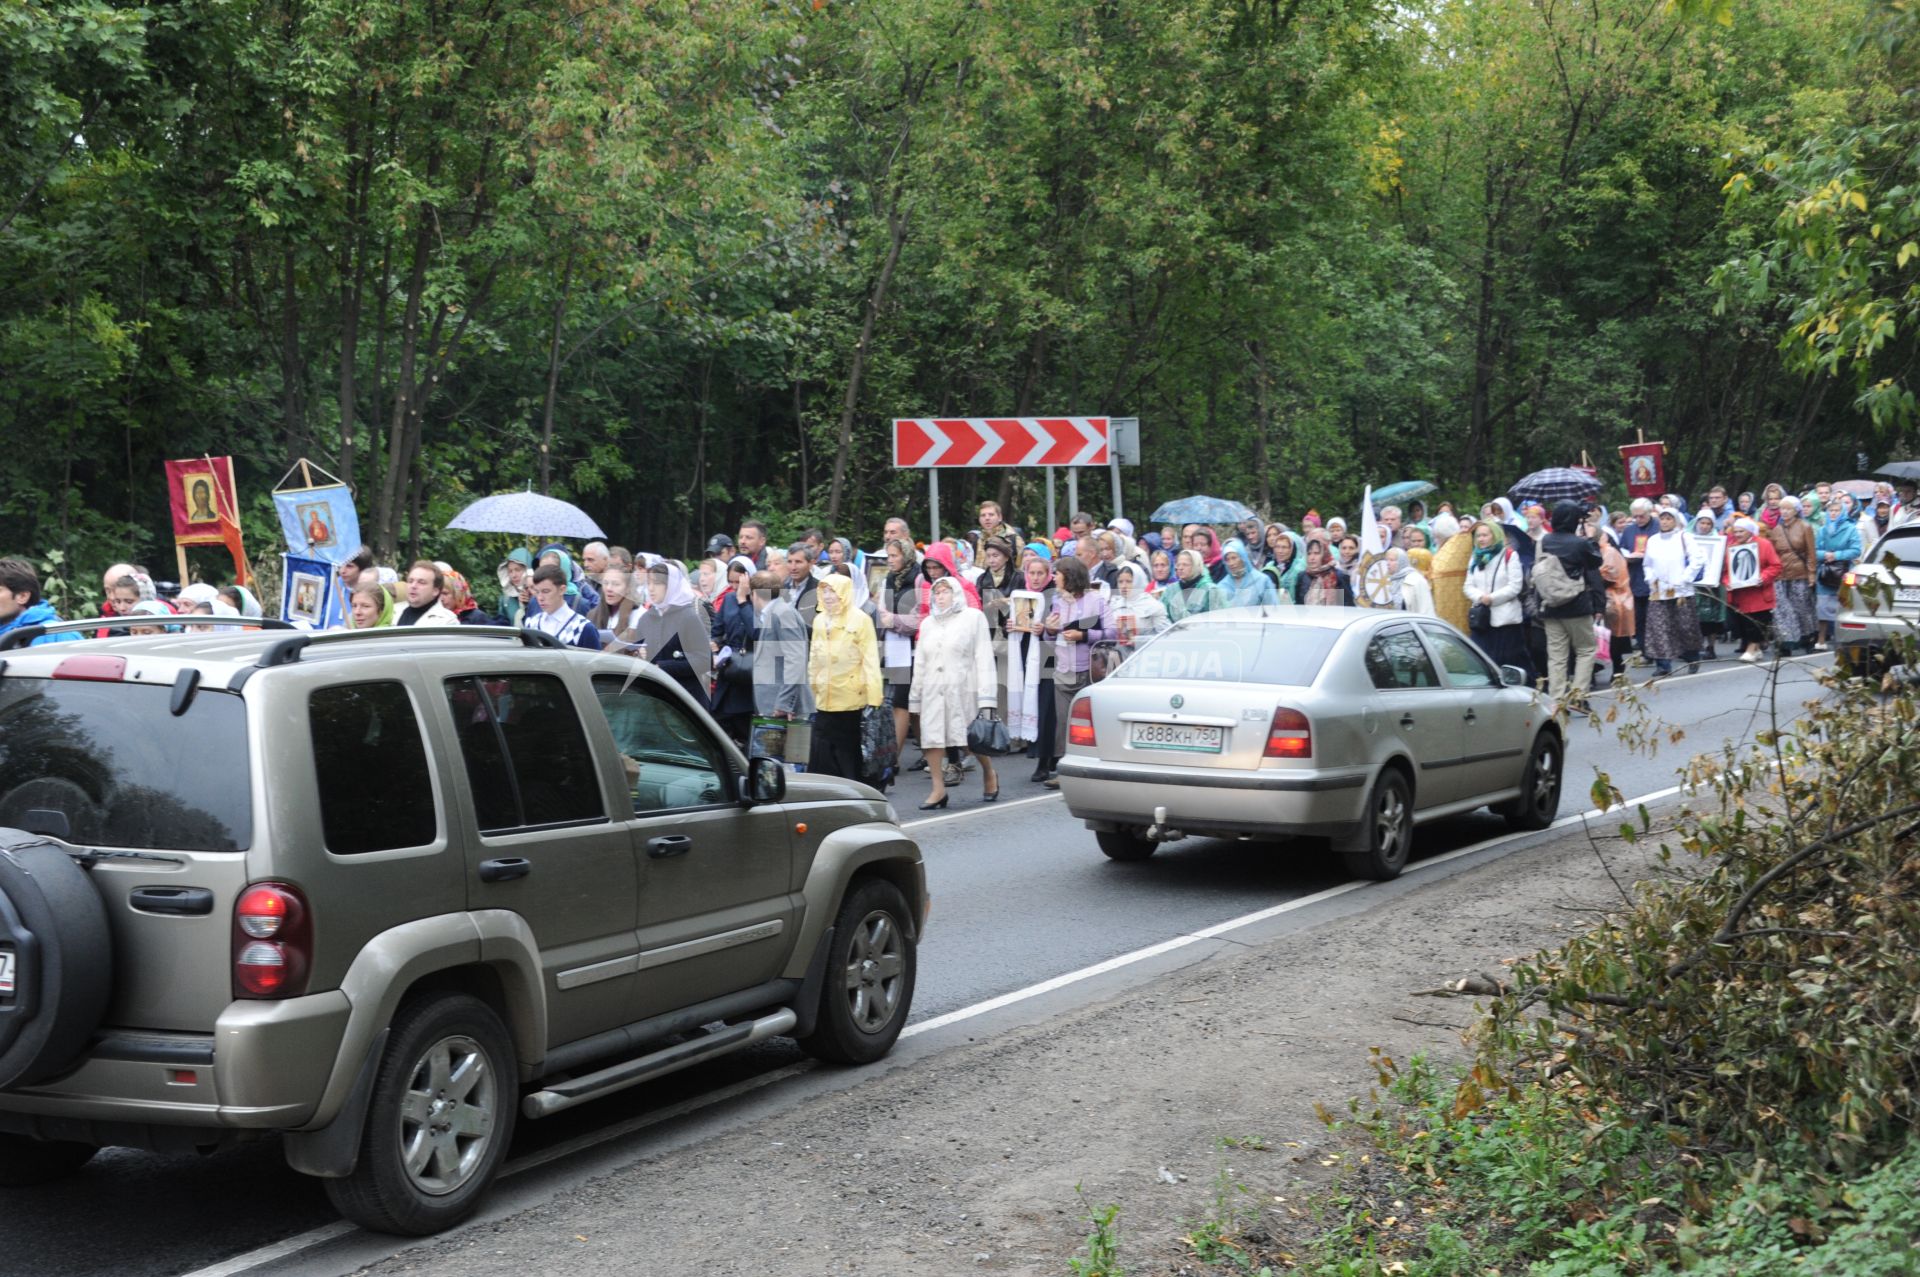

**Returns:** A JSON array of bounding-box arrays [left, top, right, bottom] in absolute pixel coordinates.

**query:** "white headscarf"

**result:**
[[929, 575, 966, 617], [651, 560, 699, 608]]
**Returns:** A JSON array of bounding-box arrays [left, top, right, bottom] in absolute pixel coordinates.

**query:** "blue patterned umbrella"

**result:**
[[1148, 495, 1258, 525], [1369, 480, 1437, 507], [1507, 467, 1602, 506], [447, 490, 606, 539]]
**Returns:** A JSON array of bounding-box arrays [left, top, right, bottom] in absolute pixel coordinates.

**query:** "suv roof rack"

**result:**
[[254, 624, 566, 671], [0, 615, 295, 652]]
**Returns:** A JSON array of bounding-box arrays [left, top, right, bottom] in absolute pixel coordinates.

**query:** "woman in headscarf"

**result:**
[[1521, 504, 1548, 543], [1219, 538, 1279, 608], [1813, 493, 1862, 651], [1148, 546, 1176, 591], [216, 584, 264, 619], [1007, 552, 1057, 781], [1758, 483, 1787, 528], [1324, 515, 1348, 543], [1042, 557, 1113, 791], [589, 565, 644, 651], [1642, 506, 1703, 676], [873, 537, 923, 759], [1688, 511, 1728, 659], [1724, 517, 1782, 662], [635, 560, 713, 707], [973, 536, 1021, 724], [1295, 534, 1353, 606], [1090, 531, 1123, 588], [1463, 522, 1530, 680], [1587, 507, 1635, 679], [806, 572, 883, 781], [497, 548, 535, 626], [1238, 518, 1270, 567], [1110, 560, 1170, 650], [1335, 534, 1362, 575], [1185, 525, 1229, 582], [1736, 491, 1756, 515], [1163, 549, 1229, 621], [708, 556, 759, 747], [536, 545, 600, 616], [435, 564, 494, 626], [126, 600, 176, 636], [693, 558, 729, 608], [916, 541, 982, 612], [1262, 527, 1305, 601], [909, 575, 1001, 807], [1766, 494, 1817, 654], [345, 580, 394, 630], [1379, 548, 1435, 614]]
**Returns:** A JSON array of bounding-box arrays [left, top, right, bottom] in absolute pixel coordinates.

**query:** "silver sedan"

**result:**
[[1836, 525, 1920, 669], [1056, 607, 1564, 878]]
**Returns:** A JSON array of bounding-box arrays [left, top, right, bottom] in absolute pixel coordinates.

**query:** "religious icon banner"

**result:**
[[273, 482, 361, 565], [166, 456, 241, 545], [281, 553, 342, 630], [1619, 441, 1667, 501]]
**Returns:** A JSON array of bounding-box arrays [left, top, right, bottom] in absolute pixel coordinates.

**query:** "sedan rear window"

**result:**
[[1865, 530, 1920, 567], [1111, 623, 1338, 686], [0, 678, 251, 852]]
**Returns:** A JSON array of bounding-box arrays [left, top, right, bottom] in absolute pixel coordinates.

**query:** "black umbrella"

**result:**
[[1873, 460, 1920, 481], [1508, 467, 1603, 506]]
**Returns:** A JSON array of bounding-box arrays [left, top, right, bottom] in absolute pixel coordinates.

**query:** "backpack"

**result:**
[[1531, 550, 1586, 608]]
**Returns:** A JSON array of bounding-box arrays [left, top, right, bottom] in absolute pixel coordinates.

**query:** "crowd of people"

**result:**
[[1, 473, 1913, 800]]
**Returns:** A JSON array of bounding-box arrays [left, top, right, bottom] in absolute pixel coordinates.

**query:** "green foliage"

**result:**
[[1068, 1187, 1126, 1277], [0, 0, 1910, 584]]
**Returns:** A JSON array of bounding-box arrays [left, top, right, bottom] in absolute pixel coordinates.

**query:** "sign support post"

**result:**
[[1046, 466, 1057, 540], [1066, 469, 1079, 525], [928, 469, 941, 543]]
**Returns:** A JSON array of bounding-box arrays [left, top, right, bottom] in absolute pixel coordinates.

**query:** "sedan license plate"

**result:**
[[1897, 586, 1920, 605], [1130, 721, 1224, 753], [0, 950, 13, 996]]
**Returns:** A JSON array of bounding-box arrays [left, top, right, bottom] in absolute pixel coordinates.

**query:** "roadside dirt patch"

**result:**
[[357, 820, 1676, 1276]]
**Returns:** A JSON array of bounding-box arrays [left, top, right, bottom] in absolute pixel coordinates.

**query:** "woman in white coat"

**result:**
[[908, 575, 1000, 809], [1462, 522, 1531, 683], [1381, 548, 1435, 615], [1642, 506, 1703, 676]]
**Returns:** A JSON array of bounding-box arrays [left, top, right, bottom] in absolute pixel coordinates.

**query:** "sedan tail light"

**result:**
[[1263, 707, 1312, 759], [1842, 571, 1856, 588], [1068, 698, 1097, 748], [233, 882, 312, 999]]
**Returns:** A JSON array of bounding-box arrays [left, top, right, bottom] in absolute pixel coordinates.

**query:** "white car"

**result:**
[[1055, 608, 1564, 879], [1836, 525, 1920, 671]]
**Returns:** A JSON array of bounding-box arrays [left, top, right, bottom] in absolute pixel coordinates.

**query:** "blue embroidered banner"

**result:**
[[273, 483, 361, 564]]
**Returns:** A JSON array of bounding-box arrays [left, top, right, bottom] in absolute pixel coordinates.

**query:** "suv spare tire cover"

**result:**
[[0, 833, 113, 1089]]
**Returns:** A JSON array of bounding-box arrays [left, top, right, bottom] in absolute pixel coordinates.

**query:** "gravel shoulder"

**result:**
[[357, 819, 1674, 1277]]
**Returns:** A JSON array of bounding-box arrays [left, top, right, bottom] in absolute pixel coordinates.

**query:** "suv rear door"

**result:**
[[440, 672, 639, 1048], [585, 675, 796, 1019], [0, 671, 256, 1034]]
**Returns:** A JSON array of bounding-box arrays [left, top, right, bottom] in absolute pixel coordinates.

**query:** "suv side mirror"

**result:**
[[743, 756, 787, 804], [1500, 664, 1529, 687]]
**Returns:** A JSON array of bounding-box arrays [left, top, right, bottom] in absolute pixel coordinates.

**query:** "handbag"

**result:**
[[1816, 559, 1849, 590], [859, 705, 898, 784], [1593, 621, 1612, 664], [966, 709, 1014, 757], [1467, 602, 1491, 631], [719, 640, 754, 688]]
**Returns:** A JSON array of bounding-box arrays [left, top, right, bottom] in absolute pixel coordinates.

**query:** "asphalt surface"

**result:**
[[0, 653, 1835, 1277]]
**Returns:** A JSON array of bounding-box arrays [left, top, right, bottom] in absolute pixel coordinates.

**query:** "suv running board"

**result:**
[[521, 1008, 798, 1120]]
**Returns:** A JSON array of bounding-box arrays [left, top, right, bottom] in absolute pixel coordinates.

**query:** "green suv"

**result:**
[[0, 622, 924, 1234]]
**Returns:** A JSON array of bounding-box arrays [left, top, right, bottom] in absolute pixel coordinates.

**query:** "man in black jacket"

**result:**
[[1538, 500, 1605, 709]]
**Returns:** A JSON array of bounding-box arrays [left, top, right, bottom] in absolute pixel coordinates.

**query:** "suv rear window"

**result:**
[[0, 679, 251, 851], [1110, 623, 1337, 686]]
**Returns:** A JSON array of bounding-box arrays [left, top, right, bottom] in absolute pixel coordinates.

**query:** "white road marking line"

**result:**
[[172, 1223, 357, 1277], [174, 773, 1713, 1277]]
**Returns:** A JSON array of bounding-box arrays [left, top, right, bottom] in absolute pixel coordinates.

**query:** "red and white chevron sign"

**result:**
[[892, 417, 1110, 468]]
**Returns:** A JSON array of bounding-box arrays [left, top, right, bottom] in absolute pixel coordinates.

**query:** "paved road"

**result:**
[[0, 654, 1834, 1277]]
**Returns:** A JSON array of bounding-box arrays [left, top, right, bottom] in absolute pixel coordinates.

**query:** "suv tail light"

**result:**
[[233, 882, 311, 999], [53, 655, 126, 682], [1842, 571, 1856, 588], [1263, 707, 1312, 759], [1068, 698, 1097, 748]]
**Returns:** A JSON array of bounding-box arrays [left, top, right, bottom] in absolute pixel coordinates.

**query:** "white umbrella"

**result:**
[[446, 491, 606, 540]]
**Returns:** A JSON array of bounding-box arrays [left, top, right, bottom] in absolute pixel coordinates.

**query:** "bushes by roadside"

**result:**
[[1311, 646, 1920, 1275]]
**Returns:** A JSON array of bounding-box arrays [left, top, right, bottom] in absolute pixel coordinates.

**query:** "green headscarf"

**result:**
[[1470, 521, 1508, 570]]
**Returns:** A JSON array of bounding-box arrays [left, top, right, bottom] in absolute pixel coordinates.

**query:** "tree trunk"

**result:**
[[281, 248, 305, 455], [538, 248, 577, 494], [374, 217, 433, 555], [826, 207, 910, 526], [1248, 341, 1274, 514]]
